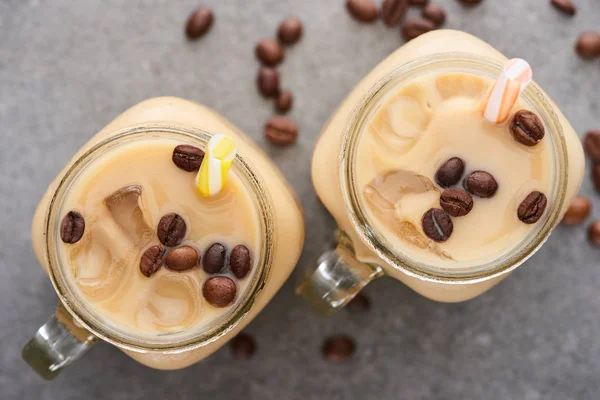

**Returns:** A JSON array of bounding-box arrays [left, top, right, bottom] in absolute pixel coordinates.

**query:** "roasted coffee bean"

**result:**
[[165, 245, 199, 272], [257, 67, 280, 97], [440, 189, 473, 217], [346, 0, 378, 23], [551, 0, 576, 16], [464, 171, 498, 198], [275, 90, 293, 113], [422, 208, 453, 242], [230, 333, 257, 359], [562, 195, 592, 225], [230, 245, 252, 279], [264, 116, 298, 145], [255, 39, 284, 66], [172, 145, 205, 172], [409, 0, 429, 5], [422, 4, 446, 26], [323, 335, 356, 363], [277, 17, 303, 44], [60, 211, 85, 244], [185, 7, 214, 40], [458, 0, 482, 5], [435, 157, 465, 188], [510, 110, 545, 147], [518, 191, 547, 224], [401, 18, 435, 40], [140, 245, 165, 277], [593, 164, 600, 193], [381, 0, 408, 26], [203, 243, 227, 274], [583, 130, 600, 162], [588, 220, 600, 247], [346, 293, 371, 313], [202, 276, 237, 307], [576, 32, 600, 59], [157, 213, 187, 247]]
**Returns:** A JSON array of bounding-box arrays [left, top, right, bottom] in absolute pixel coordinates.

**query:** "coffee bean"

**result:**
[[583, 130, 600, 162], [323, 335, 356, 363], [551, 0, 576, 16], [60, 211, 85, 244], [435, 157, 465, 188], [230, 245, 252, 279], [277, 17, 303, 45], [422, 208, 453, 242], [409, 0, 429, 5], [458, 0, 482, 5], [202, 276, 237, 307], [185, 7, 214, 40], [518, 191, 547, 224], [401, 18, 435, 40], [588, 220, 600, 247], [165, 245, 199, 272], [346, 293, 371, 313], [140, 245, 165, 277], [593, 164, 600, 193], [275, 90, 293, 113], [264, 116, 298, 145], [422, 4, 446, 26], [576, 32, 600, 60], [230, 333, 257, 359], [255, 39, 284, 66], [203, 243, 227, 274], [381, 0, 408, 26], [346, 0, 378, 23], [510, 110, 545, 147], [257, 67, 280, 97], [157, 213, 187, 247], [440, 189, 473, 217], [464, 171, 498, 198], [562, 195, 592, 225], [172, 145, 205, 172]]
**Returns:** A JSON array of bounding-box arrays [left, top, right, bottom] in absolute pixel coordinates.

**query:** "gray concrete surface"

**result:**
[[1, 0, 600, 399]]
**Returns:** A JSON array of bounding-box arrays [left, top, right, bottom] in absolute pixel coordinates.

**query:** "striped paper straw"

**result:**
[[196, 134, 236, 197]]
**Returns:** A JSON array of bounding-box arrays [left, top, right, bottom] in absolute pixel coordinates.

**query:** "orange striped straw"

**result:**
[[482, 58, 533, 124]]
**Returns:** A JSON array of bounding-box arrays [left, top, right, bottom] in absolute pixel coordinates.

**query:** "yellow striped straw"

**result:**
[[196, 134, 237, 197]]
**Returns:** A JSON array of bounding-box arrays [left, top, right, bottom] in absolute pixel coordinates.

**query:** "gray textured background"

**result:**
[[1, 0, 600, 399]]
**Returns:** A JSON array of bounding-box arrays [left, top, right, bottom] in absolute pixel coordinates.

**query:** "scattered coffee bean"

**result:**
[[422, 4, 446, 26], [323, 335, 356, 363], [440, 189, 473, 217], [576, 32, 600, 60], [562, 195, 592, 225], [230, 245, 252, 279], [165, 245, 199, 272], [381, 0, 408, 26], [593, 164, 600, 193], [510, 110, 545, 147], [518, 191, 547, 224], [278, 17, 303, 44], [257, 67, 280, 97], [409, 0, 429, 6], [203, 243, 227, 274], [458, 0, 482, 5], [60, 211, 85, 244], [157, 213, 187, 247], [185, 7, 214, 40], [172, 145, 205, 172], [275, 90, 293, 113], [140, 245, 165, 277], [551, 0, 576, 16], [255, 39, 285, 66], [346, 293, 371, 312], [346, 0, 378, 23], [203, 276, 237, 307], [401, 18, 435, 40], [435, 157, 465, 188], [583, 130, 600, 162], [422, 208, 453, 242], [464, 171, 498, 198], [588, 220, 600, 246], [230, 333, 257, 359], [264, 116, 298, 145]]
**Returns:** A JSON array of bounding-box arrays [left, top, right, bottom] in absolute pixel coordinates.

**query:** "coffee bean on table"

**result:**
[[165, 245, 199, 272], [401, 18, 435, 40], [264, 116, 298, 145], [464, 171, 498, 198], [323, 335, 356, 363], [203, 243, 227, 274], [346, 0, 378, 23], [255, 39, 284, 66], [435, 157, 465, 188], [346, 293, 371, 313], [185, 7, 214, 40], [510, 110, 545, 147], [278, 17, 303, 44], [588, 220, 600, 247], [551, 0, 576, 16], [409, 0, 429, 6], [593, 164, 600, 193], [576, 32, 600, 59], [60, 211, 85, 244], [458, 0, 482, 5], [517, 191, 547, 224], [381, 0, 408, 26], [275, 90, 293, 113], [440, 189, 473, 217], [422, 208, 453, 242], [257, 67, 280, 97], [140, 245, 165, 277], [203, 276, 237, 307], [230, 333, 257, 359], [422, 4, 446, 26], [583, 130, 600, 162], [562, 195, 592, 225], [172, 145, 205, 172], [157, 213, 187, 247], [230, 245, 252, 279]]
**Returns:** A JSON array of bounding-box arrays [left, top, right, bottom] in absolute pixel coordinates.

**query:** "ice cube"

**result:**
[[104, 185, 153, 247], [364, 169, 437, 213], [393, 220, 452, 260], [435, 73, 488, 100]]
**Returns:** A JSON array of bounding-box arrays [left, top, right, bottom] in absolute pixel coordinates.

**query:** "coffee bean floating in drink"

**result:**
[[257, 67, 280, 97], [346, 0, 379, 23], [264, 116, 299, 145], [562, 195, 591, 225], [255, 38, 285, 66], [381, 0, 408, 26], [157, 213, 187, 247], [277, 17, 303, 45], [510, 110, 545, 147], [401, 18, 436, 41], [140, 245, 165, 277], [517, 191, 547, 224], [172, 145, 205, 172], [230, 333, 257, 359], [203, 276, 237, 307], [422, 208, 453, 242], [230, 245, 252, 279], [422, 4, 446, 26], [185, 7, 214, 40], [583, 130, 600, 162], [435, 157, 465, 188], [60, 211, 85, 244], [440, 189, 473, 217], [203, 243, 227, 274], [322, 335, 356, 363], [464, 171, 498, 198], [165, 245, 199, 272]]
